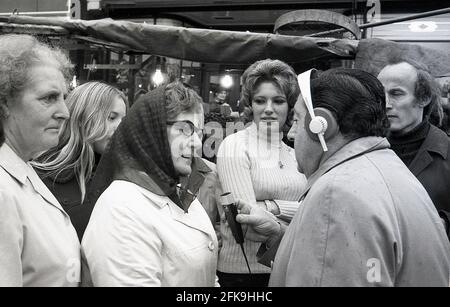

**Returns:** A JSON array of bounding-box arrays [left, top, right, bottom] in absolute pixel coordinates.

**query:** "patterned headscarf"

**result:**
[[73, 85, 180, 238]]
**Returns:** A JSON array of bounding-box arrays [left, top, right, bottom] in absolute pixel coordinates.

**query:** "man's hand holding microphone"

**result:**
[[235, 199, 285, 249]]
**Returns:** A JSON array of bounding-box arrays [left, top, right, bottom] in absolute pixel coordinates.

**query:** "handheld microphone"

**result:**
[[220, 192, 252, 274]]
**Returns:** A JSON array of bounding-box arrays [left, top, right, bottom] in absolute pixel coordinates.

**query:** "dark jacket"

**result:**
[[41, 175, 82, 213], [39, 169, 94, 241], [38, 173, 95, 242], [408, 125, 450, 235], [40, 173, 88, 239], [36, 154, 101, 240]]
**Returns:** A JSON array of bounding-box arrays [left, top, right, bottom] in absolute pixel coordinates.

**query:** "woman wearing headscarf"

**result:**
[[32, 82, 127, 239], [81, 81, 218, 286], [0, 34, 80, 286]]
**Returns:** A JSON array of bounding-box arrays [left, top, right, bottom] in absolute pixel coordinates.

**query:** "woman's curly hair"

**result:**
[[0, 34, 72, 118], [239, 59, 300, 124]]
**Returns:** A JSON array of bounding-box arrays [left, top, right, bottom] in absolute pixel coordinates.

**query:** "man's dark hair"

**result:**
[[311, 68, 390, 139], [385, 57, 443, 126]]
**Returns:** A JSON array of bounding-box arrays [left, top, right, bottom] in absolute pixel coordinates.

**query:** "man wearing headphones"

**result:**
[[236, 68, 450, 286]]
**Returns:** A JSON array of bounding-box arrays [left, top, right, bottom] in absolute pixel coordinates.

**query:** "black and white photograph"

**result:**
[[0, 0, 449, 292]]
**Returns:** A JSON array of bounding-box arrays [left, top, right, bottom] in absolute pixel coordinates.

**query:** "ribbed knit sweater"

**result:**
[[216, 123, 307, 273], [388, 121, 430, 167]]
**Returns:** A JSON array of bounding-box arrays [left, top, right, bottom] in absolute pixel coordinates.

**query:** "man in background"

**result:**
[[378, 58, 450, 237]]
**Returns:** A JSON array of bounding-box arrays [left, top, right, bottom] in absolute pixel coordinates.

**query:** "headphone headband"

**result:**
[[297, 69, 334, 152], [297, 69, 316, 119]]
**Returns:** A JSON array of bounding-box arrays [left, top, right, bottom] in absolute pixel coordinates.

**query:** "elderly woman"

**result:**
[[216, 59, 307, 287], [81, 81, 218, 286], [32, 82, 127, 239], [0, 34, 80, 286]]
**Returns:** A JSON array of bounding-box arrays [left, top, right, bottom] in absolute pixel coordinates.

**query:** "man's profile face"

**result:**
[[288, 96, 320, 177], [377, 62, 425, 134]]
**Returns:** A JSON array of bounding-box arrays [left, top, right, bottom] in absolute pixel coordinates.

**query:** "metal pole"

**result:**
[[360, 6, 450, 29], [128, 55, 136, 105], [307, 7, 450, 37]]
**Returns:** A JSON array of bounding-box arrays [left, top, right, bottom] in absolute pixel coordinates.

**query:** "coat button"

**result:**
[[208, 241, 215, 251]]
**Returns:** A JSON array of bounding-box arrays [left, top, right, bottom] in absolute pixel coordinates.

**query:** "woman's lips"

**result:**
[[46, 127, 61, 132]]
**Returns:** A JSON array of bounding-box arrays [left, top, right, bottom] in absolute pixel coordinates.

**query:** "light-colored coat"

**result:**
[[270, 137, 450, 287], [0, 144, 80, 287], [82, 180, 219, 287]]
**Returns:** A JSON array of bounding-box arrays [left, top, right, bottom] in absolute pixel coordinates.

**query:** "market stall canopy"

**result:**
[[1, 15, 450, 78], [3, 15, 358, 64]]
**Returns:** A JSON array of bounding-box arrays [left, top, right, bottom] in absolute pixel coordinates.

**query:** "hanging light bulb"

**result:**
[[152, 68, 164, 86], [70, 75, 78, 89], [220, 74, 233, 89]]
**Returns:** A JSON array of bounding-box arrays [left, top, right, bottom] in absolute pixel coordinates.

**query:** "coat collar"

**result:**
[[300, 137, 390, 199], [186, 158, 212, 197], [119, 158, 212, 213], [0, 144, 66, 214], [409, 125, 449, 176], [137, 185, 213, 236], [417, 125, 448, 159], [0, 143, 28, 185]]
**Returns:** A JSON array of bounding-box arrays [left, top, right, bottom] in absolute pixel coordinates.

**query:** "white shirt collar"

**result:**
[[0, 143, 66, 214], [0, 143, 28, 185]]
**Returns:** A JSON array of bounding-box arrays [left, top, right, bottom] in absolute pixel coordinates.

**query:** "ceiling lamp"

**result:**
[[152, 68, 164, 86], [220, 74, 233, 89]]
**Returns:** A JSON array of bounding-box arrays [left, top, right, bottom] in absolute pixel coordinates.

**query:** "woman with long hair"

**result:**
[[33, 82, 127, 238]]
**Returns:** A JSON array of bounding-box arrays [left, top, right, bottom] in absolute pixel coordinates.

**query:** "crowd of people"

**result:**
[[0, 33, 449, 287]]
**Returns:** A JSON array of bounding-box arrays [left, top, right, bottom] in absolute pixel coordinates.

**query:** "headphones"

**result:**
[[297, 69, 338, 152]]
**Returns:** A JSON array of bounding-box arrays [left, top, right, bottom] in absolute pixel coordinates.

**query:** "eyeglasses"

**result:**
[[166, 120, 203, 138]]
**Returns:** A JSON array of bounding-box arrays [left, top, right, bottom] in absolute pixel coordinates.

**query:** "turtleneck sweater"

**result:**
[[388, 121, 430, 167], [216, 122, 307, 273]]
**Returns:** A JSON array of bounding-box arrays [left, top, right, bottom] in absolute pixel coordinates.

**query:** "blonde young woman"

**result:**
[[33, 82, 127, 239]]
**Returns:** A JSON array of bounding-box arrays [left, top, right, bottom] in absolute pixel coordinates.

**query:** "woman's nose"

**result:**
[[55, 98, 69, 120], [264, 101, 274, 114], [191, 132, 203, 152], [112, 118, 123, 132]]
